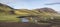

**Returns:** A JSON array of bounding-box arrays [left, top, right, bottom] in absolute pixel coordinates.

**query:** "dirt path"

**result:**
[[0, 22, 51, 27]]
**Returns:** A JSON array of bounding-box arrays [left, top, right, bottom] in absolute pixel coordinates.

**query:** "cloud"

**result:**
[[45, 2, 60, 5]]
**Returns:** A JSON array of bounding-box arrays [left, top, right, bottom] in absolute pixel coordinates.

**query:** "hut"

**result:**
[[17, 15, 39, 23]]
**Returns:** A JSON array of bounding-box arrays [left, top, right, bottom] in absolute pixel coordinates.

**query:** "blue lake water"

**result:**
[[21, 18, 29, 22]]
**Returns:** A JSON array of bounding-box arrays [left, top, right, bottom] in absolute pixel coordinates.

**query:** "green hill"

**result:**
[[0, 3, 60, 22], [0, 3, 19, 22], [0, 3, 13, 15]]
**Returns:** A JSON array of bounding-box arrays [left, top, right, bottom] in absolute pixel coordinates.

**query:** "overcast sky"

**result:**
[[0, 0, 60, 11]]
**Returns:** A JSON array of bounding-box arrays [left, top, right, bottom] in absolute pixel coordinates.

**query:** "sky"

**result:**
[[0, 0, 60, 11]]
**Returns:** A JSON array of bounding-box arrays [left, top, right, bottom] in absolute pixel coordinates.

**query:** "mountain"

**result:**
[[0, 3, 58, 15], [0, 3, 13, 9], [0, 3, 13, 15], [34, 7, 57, 13], [13, 7, 58, 15], [0, 3, 60, 22]]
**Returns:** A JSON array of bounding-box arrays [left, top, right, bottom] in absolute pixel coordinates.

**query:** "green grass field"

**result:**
[[0, 14, 20, 22]]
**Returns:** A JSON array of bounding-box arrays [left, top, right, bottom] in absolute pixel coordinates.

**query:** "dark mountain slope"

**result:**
[[34, 7, 57, 13]]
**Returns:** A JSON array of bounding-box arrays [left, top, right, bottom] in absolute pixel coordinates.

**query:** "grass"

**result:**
[[0, 14, 20, 22], [0, 12, 60, 23]]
